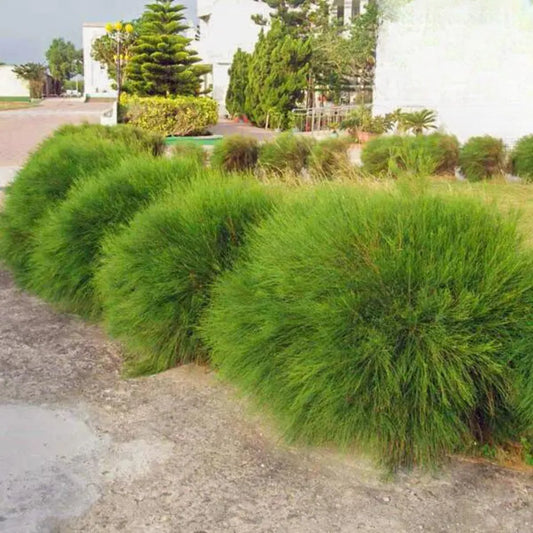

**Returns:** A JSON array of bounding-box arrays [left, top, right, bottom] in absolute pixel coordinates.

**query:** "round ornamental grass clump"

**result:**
[[308, 137, 351, 180], [202, 187, 533, 470], [28, 156, 202, 319], [0, 134, 131, 285], [211, 135, 259, 173], [258, 133, 315, 176], [511, 135, 533, 182], [95, 175, 280, 375], [459, 136, 506, 181]]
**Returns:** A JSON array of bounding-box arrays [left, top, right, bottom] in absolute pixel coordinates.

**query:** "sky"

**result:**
[[0, 0, 196, 64]]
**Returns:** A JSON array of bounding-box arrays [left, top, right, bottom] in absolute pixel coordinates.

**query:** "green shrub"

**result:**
[[95, 176, 279, 375], [121, 94, 218, 137], [459, 136, 506, 181], [28, 157, 201, 318], [0, 134, 131, 284], [258, 133, 315, 176], [172, 142, 206, 165], [510, 135, 533, 182], [202, 187, 533, 470], [54, 123, 166, 156], [361, 134, 459, 177], [308, 137, 351, 180], [211, 135, 259, 173]]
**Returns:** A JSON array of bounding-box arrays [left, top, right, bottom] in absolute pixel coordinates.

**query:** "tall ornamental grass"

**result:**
[[211, 135, 259, 173], [0, 134, 131, 284], [202, 186, 533, 470], [258, 133, 315, 177], [28, 157, 202, 318], [95, 176, 280, 375], [308, 137, 351, 180]]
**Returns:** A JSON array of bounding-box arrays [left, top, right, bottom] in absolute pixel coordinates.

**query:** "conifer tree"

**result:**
[[126, 0, 209, 96], [225, 49, 251, 117]]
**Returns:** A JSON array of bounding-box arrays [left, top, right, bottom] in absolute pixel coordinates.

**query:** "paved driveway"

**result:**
[[0, 98, 111, 169]]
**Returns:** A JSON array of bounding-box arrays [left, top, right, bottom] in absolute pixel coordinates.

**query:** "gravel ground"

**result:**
[[0, 269, 532, 533]]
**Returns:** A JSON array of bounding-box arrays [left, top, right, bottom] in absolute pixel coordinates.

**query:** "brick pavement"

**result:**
[[0, 98, 111, 167]]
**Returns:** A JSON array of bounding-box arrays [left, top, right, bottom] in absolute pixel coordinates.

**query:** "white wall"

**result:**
[[0, 66, 29, 98], [373, 0, 533, 146], [83, 24, 116, 98], [196, 0, 272, 115]]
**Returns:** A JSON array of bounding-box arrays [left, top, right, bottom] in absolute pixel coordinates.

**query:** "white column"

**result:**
[[344, 0, 354, 22]]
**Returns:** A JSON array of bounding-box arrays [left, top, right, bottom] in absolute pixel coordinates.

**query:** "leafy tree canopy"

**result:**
[[46, 38, 82, 87]]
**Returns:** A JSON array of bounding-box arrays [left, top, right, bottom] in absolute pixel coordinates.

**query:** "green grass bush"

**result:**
[[211, 135, 259, 172], [258, 133, 315, 176], [361, 134, 459, 177], [172, 142, 206, 165], [95, 176, 279, 375], [54, 123, 166, 156], [202, 186, 533, 470], [28, 157, 201, 318], [510, 135, 533, 182], [308, 137, 351, 180], [459, 136, 506, 181], [0, 134, 131, 284]]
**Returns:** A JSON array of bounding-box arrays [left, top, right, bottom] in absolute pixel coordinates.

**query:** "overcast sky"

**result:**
[[0, 0, 196, 64]]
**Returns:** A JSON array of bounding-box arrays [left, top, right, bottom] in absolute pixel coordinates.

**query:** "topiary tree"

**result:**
[[126, 0, 210, 96], [225, 49, 251, 118]]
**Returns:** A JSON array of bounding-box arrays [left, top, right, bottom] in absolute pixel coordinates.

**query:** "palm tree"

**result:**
[[13, 63, 47, 99], [400, 109, 438, 135]]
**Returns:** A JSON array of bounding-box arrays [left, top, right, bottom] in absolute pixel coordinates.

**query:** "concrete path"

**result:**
[[0, 99, 110, 181], [0, 270, 532, 532], [210, 118, 276, 141]]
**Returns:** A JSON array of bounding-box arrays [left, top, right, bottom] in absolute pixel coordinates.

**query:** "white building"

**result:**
[[373, 0, 533, 145], [197, 0, 369, 116], [83, 23, 116, 99], [0, 65, 30, 100]]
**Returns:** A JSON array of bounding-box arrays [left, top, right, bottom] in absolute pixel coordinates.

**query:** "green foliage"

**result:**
[[126, 0, 209, 96], [28, 157, 199, 318], [12, 63, 46, 98], [361, 134, 460, 177], [308, 137, 350, 180], [244, 21, 312, 128], [121, 94, 218, 136], [211, 135, 259, 173], [226, 49, 251, 118], [46, 38, 82, 88], [172, 142, 206, 165], [340, 106, 396, 136], [459, 136, 506, 181], [0, 125, 162, 284], [510, 135, 533, 182], [258, 133, 315, 176], [399, 109, 438, 135], [95, 176, 279, 374], [202, 187, 533, 470]]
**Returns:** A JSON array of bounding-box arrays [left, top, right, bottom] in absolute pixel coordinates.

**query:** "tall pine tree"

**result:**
[[126, 0, 209, 96]]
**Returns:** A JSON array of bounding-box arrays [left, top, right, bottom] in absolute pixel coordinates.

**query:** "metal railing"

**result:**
[[290, 105, 360, 133]]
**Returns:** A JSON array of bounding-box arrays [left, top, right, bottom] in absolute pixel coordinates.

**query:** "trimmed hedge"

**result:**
[[121, 94, 218, 137], [28, 157, 201, 318], [459, 136, 506, 181], [308, 137, 351, 180], [95, 176, 280, 375], [0, 134, 130, 284], [202, 187, 533, 470], [361, 134, 460, 177], [511, 135, 533, 182], [258, 133, 315, 176], [211, 135, 259, 173]]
